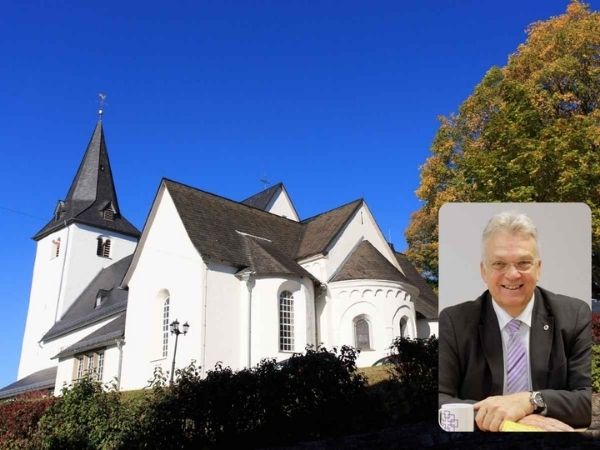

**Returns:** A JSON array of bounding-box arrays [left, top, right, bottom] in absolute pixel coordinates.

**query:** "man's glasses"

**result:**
[[488, 260, 537, 273]]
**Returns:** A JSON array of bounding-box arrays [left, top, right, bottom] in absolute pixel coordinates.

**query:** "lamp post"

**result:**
[[169, 319, 189, 384]]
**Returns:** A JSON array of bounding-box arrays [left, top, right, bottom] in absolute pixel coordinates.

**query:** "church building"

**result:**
[[0, 119, 437, 398]]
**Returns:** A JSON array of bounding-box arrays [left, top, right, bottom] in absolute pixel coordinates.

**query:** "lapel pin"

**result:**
[[543, 324, 549, 331]]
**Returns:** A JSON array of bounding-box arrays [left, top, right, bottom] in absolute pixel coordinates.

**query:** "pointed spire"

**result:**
[[33, 121, 140, 240]]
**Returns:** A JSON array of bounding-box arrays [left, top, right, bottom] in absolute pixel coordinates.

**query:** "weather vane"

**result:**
[[98, 92, 107, 119], [259, 174, 271, 189]]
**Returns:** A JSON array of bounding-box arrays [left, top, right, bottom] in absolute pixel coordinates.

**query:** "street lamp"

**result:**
[[169, 319, 189, 384]]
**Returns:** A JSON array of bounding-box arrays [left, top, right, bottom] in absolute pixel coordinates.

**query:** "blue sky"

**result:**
[[0, 0, 594, 388]]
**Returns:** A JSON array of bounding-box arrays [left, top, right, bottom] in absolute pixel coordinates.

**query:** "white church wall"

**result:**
[[249, 276, 315, 366], [201, 263, 242, 374], [60, 224, 137, 317], [54, 344, 122, 393], [19, 228, 68, 379], [323, 280, 417, 367], [120, 188, 205, 390], [20, 224, 137, 380], [265, 189, 299, 221], [19, 309, 116, 383], [417, 319, 439, 338], [325, 204, 401, 281]]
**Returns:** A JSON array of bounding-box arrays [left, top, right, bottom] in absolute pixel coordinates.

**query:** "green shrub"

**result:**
[[387, 336, 438, 422], [592, 344, 600, 393], [35, 377, 135, 449]]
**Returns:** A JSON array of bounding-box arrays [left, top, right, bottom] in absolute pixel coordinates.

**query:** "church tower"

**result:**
[[18, 119, 140, 379]]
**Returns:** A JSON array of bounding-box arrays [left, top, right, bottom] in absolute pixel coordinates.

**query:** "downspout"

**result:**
[[246, 273, 255, 367], [116, 338, 124, 390], [201, 263, 208, 376], [54, 221, 71, 323]]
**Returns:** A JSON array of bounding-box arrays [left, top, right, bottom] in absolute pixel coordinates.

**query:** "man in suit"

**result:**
[[439, 211, 591, 431]]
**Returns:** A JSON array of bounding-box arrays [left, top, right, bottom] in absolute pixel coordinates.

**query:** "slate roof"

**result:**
[[33, 121, 140, 241], [241, 235, 318, 282], [241, 183, 283, 210], [330, 240, 410, 283], [42, 255, 132, 342], [0, 367, 57, 400], [296, 199, 363, 259], [54, 314, 125, 359], [393, 251, 438, 320]]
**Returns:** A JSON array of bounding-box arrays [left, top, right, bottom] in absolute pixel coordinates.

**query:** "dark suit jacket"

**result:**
[[439, 286, 591, 428]]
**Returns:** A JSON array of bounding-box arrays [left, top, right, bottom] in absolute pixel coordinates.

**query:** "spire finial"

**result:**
[[98, 92, 107, 120]]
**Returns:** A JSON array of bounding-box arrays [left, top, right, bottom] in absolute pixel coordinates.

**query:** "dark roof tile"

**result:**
[[0, 367, 57, 399], [330, 240, 409, 283], [241, 183, 283, 210], [42, 255, 132, 342], [54, 314, 125, 359], [33, 121, 140, 240], [394, 251, 438, 319]]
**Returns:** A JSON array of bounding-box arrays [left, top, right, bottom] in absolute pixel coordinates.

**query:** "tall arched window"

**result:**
[[354, 316, 371, 351], [400, 316, 409, 338], [279, 291, 294, 352], [162, 297, 170, 357]]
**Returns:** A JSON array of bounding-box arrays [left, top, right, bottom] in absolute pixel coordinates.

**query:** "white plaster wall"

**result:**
[[19, 224, 136, 379], [120, 188, 205, 390], [54, 344, 122, 393], [19, 228, 68, 379], [323, 280, 417, 367], [265, 189, 299, 221], [201, 263, 242, 373], [417, 319, 439, 338], [249, 277, 315, 366], [325, 204, 401, 281], [60, 224, 137, 317], [19, 310, 116, 381]]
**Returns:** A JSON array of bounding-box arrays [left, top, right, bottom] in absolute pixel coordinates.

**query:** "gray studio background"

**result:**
[[438, 203, 591, 312]]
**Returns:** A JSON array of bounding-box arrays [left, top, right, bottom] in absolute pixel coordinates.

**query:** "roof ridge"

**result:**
[[300, 198, 363, 224], [241, 182, 283, 203], [162, 178, 303, 225]]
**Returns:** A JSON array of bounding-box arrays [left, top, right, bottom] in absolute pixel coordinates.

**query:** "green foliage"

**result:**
[[388, 336, 438, 421], [136, 347, 371, 448], [406, 1, 600, 297], [593, 345, 600, 393], [35, 377, 136, 450]]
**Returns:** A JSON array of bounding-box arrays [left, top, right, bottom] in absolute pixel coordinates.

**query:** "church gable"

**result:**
[[122, 183, 201, 288], [329, 240, 408, 283]]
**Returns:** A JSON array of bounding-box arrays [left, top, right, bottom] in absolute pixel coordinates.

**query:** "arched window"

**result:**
[[400, 316, 409, 338], [279, 291, 294, 352], [162, 297, 170, 357], [97, 237, 111, 258], [354, 316, 371, 351]]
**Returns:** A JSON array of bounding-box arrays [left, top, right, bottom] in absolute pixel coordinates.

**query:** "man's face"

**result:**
[[480, 230, 541, 316]]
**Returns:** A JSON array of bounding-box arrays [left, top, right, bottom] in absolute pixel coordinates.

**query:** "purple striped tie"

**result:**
[[505, 319, 528, 393]]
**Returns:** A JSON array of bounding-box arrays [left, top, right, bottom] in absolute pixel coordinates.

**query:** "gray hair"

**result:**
[[481, 211, 540, 259]]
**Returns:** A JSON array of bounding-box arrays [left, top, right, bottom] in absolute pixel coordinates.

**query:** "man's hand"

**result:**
[[517, 414, 574, 431], [473, 392, 534, 431]]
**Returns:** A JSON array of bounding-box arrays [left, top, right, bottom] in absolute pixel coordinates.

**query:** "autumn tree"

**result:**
[[406, 1, 600, 298]]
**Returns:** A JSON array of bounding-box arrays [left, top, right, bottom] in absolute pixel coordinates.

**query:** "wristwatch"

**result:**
[[530, 391, 547, 415]]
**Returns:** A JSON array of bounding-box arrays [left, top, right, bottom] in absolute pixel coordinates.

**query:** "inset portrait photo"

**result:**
[[437, 203, 592, 432]]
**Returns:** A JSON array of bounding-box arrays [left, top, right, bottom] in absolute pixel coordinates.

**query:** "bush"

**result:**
[[136, 346, 371, 448], [35, 377, 135, 449], [0, 391, 55, 450], [592, 345, 600, 393], [387, 336, 438, 422]]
